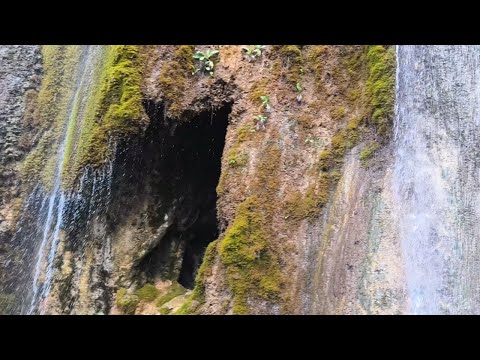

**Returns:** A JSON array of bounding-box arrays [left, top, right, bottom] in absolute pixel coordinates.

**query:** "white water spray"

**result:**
[[394, 46, 480, 314]]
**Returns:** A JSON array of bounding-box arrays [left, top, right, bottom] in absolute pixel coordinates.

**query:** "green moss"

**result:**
[[306, 46, 328, 91], [227, 148, 248, 167], [137, 283, 159, 302], [360, 141, 380, 165], [304, 176, 330, 216], [249, 78, 269, 104], [366, 45, 395, 137], [331, 106, 346, 120], [285, 174, 331, 221], [156, 282, 186, 309], [69, 45, 147, 184], [159, 45, 195, 118], [318, 150, 333, 171], [21, 45, 148, 190], [175, 239, 218, 315], [274, 45, 304, 85], [332, 116, 362, 159], [216, 173, 226, 196], [159, 307, 172, 315], [218, 196, 283, 314], [348, 88, 361, 102], [220, 123, 254, 192], [191, 138, 285, 314], [116, 288, 139, 315], [237, 124, 254, 143], [21, 46, 82, 188], [344, 48, 366, 75]]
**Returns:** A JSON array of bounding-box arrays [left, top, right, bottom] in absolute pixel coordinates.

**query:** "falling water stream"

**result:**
[[26, 46, 107, 314], [394, 46, 480, 314], [6, 45, 480, 315]]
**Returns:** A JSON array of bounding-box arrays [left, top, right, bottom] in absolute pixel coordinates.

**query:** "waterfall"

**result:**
[[22, 46, 110, 314], [394, 46, 480, 314]]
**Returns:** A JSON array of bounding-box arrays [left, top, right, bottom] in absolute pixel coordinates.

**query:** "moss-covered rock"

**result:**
[[115, 288, 139, 315], [366, 45, 396, 137], [159, 45, 195, 118], [21, 45, 148, 190], [218, 196, 282, 314], [156, 282, 186, 309], [175, 240, 217, 315], [360, 141, 380, 165], [137, 283, 159, 302], [274, 45, 304, 86], [68, 45, 148, 184]]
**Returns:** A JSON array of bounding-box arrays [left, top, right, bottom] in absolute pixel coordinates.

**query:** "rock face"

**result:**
[[0, 45, 398, 315], [300, 145, 407, 314], [0, 46, 41, 313]]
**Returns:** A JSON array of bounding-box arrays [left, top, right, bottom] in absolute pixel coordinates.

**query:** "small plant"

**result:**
[[242, 45, 266, 61], [254, 114, 268, 130], [192, 49, 220, 76], [260, 95, 271, 112], [295, 82, 303, 103]]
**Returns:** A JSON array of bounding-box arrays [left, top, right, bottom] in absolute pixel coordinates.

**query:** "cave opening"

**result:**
[[135, 102, 231, 289]]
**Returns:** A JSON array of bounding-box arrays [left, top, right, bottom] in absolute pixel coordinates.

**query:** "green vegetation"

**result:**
[[176, 240, 218, 314], [295, 82, 303, 102], [218, 196, 282, 314], [332, 106, 346, 120], [260, 95, 270, 111], [184, 141, 285, 315], [305, 46, 327, 91], [156, 282, 186, 308], [252, 95, 271, 130], [182, 45, 396, 315], [360, 141, 380, 165], [215, 142, 284, 314], [242, 45, 266, 61], [22, 45, 148, 190], [248, 78, 269, 104], [21, 46, 82, 189], [137, 283, 159, 301], [159, 45, 195, 118], [116, 288, 139, 315], [285, 174, 331, 221], [192, 49, 220, 76], [318, 150, 333, 171], [70, 45, 147, 182], [274, 45, 304, 85], [159, 307, 172, 315], [366, 45, 395, 137], [227, 148, 248, 167], [254, 114, 268, 130]]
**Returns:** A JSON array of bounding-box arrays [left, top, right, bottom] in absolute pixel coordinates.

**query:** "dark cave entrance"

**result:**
[[134, 102, 231, 289]]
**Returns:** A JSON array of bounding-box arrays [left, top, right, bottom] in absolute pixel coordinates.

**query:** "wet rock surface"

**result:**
[[0, 46, 41, 312]]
